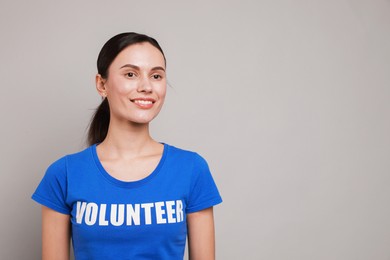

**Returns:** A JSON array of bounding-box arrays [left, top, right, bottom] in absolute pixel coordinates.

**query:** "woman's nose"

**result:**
[[137, 76, 153, 93]]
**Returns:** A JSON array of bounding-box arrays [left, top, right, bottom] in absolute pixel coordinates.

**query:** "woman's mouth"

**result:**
[[131, 98, 155, 109]]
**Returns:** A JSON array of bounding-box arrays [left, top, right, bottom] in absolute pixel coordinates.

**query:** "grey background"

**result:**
[[1, 0, 389, 259]]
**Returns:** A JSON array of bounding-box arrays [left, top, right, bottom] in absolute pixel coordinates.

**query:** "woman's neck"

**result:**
[[98, 119, 160, 159]]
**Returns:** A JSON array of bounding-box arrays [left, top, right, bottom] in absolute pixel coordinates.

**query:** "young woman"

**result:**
[[32, 32, 222, 260]]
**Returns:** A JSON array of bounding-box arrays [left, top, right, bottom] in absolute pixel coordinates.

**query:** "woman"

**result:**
[[32, 32, 222, 260]]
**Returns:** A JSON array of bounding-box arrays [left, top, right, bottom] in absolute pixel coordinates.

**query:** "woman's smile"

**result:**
[[130, 97, 156, 109]]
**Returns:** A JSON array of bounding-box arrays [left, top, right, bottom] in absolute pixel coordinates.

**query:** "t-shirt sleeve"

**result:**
[[31, 157, 70, 215], [186, 153, 222, 213]]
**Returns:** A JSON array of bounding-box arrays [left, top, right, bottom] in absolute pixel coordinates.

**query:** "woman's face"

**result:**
[[97, 42, 167, 125]]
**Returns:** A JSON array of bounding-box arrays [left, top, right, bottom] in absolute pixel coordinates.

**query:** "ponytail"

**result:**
[[87, 98, 110, 146]]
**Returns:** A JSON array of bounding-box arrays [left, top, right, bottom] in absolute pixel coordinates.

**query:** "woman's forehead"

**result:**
[[112, 43, 165, 68]]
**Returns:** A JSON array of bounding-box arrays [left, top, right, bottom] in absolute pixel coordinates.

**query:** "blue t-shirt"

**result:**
[[32, 144, 222, 260]]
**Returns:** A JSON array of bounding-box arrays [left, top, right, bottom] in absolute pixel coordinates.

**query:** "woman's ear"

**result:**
[[96, 74, 107, 98]]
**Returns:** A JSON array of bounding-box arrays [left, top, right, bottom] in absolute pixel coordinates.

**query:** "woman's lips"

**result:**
[[131, 98, 155, 109]]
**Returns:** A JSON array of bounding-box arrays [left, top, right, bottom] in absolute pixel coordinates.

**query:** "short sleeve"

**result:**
[[31, 157, 70, 214], [186, 153, 222, 213]]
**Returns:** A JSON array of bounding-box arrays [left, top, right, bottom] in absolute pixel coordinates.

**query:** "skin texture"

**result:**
[[187, 207, 216, 260], [42, 206, 70, 260], [42, 42, 216, 260]]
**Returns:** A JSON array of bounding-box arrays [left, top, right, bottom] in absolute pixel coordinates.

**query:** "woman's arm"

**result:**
[[187, 207, 216, 260], [42, 206, 71, 260]]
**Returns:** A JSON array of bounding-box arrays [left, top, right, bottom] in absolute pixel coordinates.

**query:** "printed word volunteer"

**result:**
[[76, 200, 184, 226]]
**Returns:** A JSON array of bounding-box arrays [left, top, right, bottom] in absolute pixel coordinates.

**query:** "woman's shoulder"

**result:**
[[165, 143, 197, 156], [164, 143, 209, 165], [46, 145, 94, 171]]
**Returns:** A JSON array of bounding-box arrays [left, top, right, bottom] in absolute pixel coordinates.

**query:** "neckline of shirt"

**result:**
[[90, 143, 169, 189]]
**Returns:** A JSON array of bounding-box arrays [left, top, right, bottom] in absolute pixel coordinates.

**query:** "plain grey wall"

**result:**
[[1, 0, 389, 259]]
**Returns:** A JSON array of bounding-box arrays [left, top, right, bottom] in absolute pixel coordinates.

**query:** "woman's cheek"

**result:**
[[116, 80, 135, 94]]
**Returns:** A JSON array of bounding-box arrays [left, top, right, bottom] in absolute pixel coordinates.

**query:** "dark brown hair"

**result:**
[[87, 32, 166, 146]]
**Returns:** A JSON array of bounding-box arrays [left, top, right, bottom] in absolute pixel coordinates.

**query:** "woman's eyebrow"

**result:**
[[151, 66, 166, 72], [120, 64, 140, 70], [119, 64, 165, 72]]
